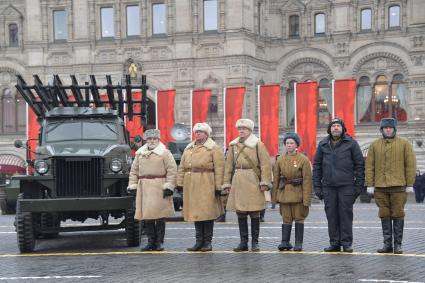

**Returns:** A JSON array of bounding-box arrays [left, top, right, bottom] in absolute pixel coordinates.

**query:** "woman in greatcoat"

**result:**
[[128, 129, 177, 251], [272, 132, 312, 251], [176, 123, 225, 252]]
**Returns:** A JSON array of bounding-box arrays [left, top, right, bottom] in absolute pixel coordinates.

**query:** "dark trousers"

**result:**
[[323, 186, 354, 246]]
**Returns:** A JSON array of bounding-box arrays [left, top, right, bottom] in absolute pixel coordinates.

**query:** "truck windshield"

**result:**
[[45, 120, 119, 142]]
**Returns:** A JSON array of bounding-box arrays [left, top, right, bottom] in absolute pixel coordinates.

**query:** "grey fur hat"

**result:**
[[143, 129, 161, 140], [283, 132, 301, 146], [380, 118, 397, 129]]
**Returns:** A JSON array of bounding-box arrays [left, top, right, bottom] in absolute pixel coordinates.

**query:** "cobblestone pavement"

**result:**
[[1, 201, 425, 282]]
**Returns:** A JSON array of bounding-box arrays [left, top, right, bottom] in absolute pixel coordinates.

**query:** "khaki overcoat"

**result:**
[[176, 138, 225, 222], [272, 152, 312, 207], [223, 134, 272, 212], [128, 142, 177, 220]]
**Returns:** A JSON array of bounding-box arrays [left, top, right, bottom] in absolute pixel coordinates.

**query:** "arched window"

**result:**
[[389, 5, 400, 28], [9, 23, 19, 46], [315, 13, 325, 34], [289, 15, 300, 37], [361, 8, 372, 31], [390, 74, 407, 121], [318, 78, 331, 126], [357, 74, 407, 123], [209, 95, 218, 114], [2, 89, 16, 133], [16, 94, 26, 133], [286, 80, 296, 127], [357, 76, 372, 123]]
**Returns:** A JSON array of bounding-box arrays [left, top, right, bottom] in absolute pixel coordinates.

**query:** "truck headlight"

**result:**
[[110, 158, 122, 173], [35, 160, 49, 175]]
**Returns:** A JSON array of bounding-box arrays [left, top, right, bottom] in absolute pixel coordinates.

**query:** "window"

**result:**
[[101, 7, 114, 38], [16, 94, 26, 133], [389, 5, 400, 28], [204, 0, 218, 31], [257, 2, 261, 34], [286, 80, 296, 127], [8, 23, 18, 46], [209, 95, 218, 114], [126, 5, 140, 36], [357, 74, 407, 123], [361, 8, 372, 31], [152, 3, 166, 34], [315, 13, 325, 34], [289, 15, 300, 37], [318, 79, 332, 126], [2, 89, 16, 133], [53, 10, 67, 40]]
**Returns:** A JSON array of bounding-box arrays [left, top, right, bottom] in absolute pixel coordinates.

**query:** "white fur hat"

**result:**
[[236, 118, 254, 131], [143, 129, 161, 140], [193, 122, 212, 136]]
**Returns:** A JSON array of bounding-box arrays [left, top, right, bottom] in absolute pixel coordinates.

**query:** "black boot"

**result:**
[[278, 224, 293, 251], [233, 217, 249, 252], [324, 245, 341, 252], [393, 219, 404, 254], [259, 209, 265, 222], [293, 223, 304, 251], [155, 220, 166, 251], [141, 221, 156, 251], [251, 217, 260, 252], [201, 221, 214, 252], [377, 219, 393, 253], [187, 221, 204, 251]]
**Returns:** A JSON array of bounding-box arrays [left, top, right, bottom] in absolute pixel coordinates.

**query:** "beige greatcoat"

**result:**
[[272, 152, 312, 207], [176, 138, 225, 222], [223, 134, 272, 212], [128, 142, 177, 220]]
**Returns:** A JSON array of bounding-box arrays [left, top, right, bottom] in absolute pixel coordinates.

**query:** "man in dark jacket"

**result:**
[[313, 118, 365, 252]]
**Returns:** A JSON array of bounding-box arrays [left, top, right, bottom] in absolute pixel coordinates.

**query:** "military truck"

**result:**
[[13, 74, 148, 252]]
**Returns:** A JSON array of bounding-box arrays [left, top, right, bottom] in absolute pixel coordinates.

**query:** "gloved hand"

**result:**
[[163, 188, 174, 198], [406, 186, 414, 193], [354, 186, 364, 199], [127, 187, 136, 196], [367, 187, 374, 194], [215, 190, 223, 196], [314, 187, 323, 200], [176, 186, 183, 192]]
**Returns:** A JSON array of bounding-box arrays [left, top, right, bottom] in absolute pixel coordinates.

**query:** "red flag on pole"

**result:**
[[26, 106, 39, 175], [156, 90, 176, 147], [295, 82, 318, 161], [333, 79, 356, 138], [224, 87, 245, 149], [259, 84, 280, 156], [126, 91, 143, 143], [191, 89, 212, 139]]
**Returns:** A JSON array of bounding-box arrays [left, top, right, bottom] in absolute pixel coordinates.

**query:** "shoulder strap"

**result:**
[[240, 148, 261, 179]]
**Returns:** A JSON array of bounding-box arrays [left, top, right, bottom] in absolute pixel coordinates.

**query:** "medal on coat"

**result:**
[[293, 160, 297, 168]]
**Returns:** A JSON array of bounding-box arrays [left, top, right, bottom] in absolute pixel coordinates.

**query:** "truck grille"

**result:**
[[53, 157, 103, 197]]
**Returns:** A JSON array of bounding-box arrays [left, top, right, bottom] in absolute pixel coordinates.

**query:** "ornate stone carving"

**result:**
[[124, 48, 143, 61], [412, 36, 424, 48], [283, 57, 333, 79], [150, 46, 172, 60], [196, 43, 223, 58], [47, 52, 72, 66], [352, 52, 409, 75], [410, 53, 424, 66], [95, 50, 116, 63], [335, 42, 348, 55]]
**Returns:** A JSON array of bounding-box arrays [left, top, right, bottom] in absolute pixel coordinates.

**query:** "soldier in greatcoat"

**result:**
[[176, 123, 225, 252], [223, 119, 272, 252], [272, 132, 312, 251], [366, 118, 416, 254], [128, 129, 177, 251]]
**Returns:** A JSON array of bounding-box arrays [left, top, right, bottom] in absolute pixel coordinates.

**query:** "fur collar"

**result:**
[[136, 142, 166, 156], [186, 138, 216, 150], [229, 134, 259, 148]]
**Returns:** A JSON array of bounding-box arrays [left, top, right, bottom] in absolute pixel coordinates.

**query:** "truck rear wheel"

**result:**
[[125, 209, 140, 247]]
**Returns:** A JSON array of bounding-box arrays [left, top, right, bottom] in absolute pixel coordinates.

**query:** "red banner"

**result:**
[[259, 85, 280, 156], [126, 91, 143, 142], [191, 89, 212, 138], [156, 90, 176, 147], [296, 82, 318, 161], [224, 87, 245, 149], [333, 79, 356, 138], [27, 107, 39, 175]]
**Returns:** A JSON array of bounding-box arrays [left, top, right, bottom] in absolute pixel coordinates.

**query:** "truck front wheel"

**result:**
[[125, 209, 140, 247]]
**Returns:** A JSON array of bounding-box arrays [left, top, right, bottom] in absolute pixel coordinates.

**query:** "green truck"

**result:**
[[13, 74, 148, 252]]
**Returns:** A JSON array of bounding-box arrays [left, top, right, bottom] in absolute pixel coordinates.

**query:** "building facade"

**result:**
[[0, 0, 424, 171]]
